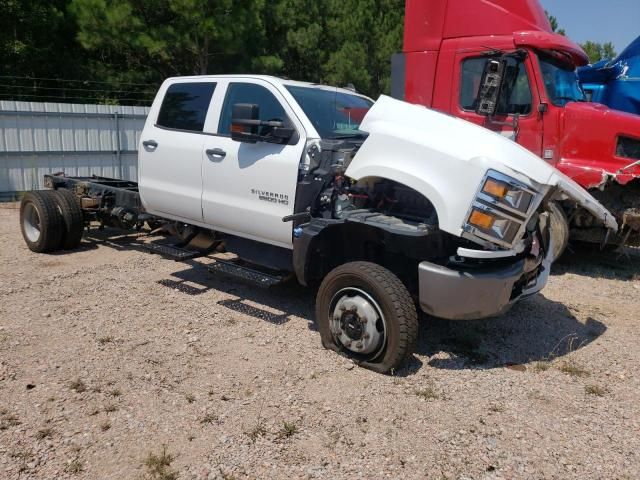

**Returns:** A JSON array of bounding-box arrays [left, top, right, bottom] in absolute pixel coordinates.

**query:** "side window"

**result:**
[[157, 82, 216, 132], [218, 83, 290, 135], [460, 56, 532, 115]]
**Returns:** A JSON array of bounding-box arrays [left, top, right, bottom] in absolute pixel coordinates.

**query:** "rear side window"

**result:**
[[157, 82, 216, 132], [218, 83, 289, 135]]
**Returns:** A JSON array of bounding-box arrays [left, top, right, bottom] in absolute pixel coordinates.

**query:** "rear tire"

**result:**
[[548, 201, 569, 263], [50, 189, 84, 250], [20, 191, 63, 253], [315, 261, 418, 374]]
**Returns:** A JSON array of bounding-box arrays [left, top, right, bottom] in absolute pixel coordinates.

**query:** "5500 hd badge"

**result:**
[[251, 189, 289, 205]]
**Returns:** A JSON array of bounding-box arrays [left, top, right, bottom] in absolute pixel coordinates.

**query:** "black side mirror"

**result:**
[[231, 103, 261, 143], [231, 103, 296, 144], [476, 59, 506, 116]]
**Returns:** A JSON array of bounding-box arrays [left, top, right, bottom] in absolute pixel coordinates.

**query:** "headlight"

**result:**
[[464, 170, 540, 248], [480, 176, 535, 215]]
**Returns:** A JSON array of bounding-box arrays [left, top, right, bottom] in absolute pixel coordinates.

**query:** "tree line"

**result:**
[[0, 1, 617, 106], [0, 0, 404, 105]]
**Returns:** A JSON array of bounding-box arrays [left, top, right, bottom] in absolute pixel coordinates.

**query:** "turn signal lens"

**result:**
[[482, 178, 509, 198], [469, 209, 495, 229]]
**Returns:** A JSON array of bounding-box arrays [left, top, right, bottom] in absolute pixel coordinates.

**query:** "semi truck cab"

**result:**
[[393, 0, 640, 245]]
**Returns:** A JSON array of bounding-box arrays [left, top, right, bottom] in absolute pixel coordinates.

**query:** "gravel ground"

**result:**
[[0, 202, 639, 480]]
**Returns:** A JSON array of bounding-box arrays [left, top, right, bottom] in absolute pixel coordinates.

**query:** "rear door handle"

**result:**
[[206, 148, 226, 159], [142, 140, 158, 149]]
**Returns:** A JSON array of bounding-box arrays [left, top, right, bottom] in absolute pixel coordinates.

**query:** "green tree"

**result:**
[[0, 0, 93, 102], [70, 0, 269, 78], [545, 10, 566, 35], [579, 41, 617, 63]]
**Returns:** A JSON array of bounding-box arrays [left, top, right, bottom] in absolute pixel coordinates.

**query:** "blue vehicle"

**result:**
[[578, 36, 640, 115]]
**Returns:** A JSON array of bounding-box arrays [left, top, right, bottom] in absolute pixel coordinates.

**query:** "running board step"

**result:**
[[208, 259, 286, 287], [139, 242, 203, 261]]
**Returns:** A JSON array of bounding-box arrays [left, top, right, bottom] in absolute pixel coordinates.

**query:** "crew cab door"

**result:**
[[138, 80, 216, 222], [201, 80, 306, 249], [454, 52, 544, 157]]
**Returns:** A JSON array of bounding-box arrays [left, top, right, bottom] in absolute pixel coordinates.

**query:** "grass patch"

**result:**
[[585, 384, 608, 396], [143, 445, 178, 480], [66, 458, 84, 475], [532, 361, 551, 372], [100, 420, 111, 431], [97, 335, 115, 345], [558, 361, 590, 377], [488, 403, 505, 413], [185, 393, 195, 404], [200, 413, 218, 425], [69, 379, 87, 393], [246, 419, 267, 443], [36, 427, 54, 440], [109, 388, 122, 398], [278, 421, 299, 439], [0, 409, 21, 430], [414, 387, 439, 401], [104, 404, 118, 413]]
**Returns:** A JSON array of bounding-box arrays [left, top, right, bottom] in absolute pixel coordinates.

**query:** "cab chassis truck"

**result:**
[[19, 75, 616, 373]]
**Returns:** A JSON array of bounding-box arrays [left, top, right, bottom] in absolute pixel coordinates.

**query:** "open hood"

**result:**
[[347, 96, 618, 237]]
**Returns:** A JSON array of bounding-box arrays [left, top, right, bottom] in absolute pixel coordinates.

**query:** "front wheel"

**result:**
[[315, 262, 418, 374], [548, 201, 569, 263]]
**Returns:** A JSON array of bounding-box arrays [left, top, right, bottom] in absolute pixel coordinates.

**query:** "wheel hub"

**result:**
[[23, 203, 41, 243], [330, 288, 385, 356], [341, 312, 364, 340]]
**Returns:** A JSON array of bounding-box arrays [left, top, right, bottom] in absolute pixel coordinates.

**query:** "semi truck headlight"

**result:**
[[464, 170, 541, 248]]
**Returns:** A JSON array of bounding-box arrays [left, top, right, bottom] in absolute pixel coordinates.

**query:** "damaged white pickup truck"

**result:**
[[19, 75, 617, 373]]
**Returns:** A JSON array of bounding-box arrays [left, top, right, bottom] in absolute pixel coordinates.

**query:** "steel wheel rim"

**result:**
[[23, 203, 41, 243], [329, 287, 387, 360]]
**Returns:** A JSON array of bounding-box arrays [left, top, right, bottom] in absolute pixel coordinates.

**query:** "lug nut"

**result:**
[[363, 333, 370, 340], [355, 342, 363, 349]]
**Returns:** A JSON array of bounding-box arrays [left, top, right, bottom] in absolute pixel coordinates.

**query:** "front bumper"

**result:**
[[417, 237, 552, 320]]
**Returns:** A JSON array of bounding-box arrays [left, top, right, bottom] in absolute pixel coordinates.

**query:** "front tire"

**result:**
[[548, 201, 569, 263], [315, 261, 418, 373]]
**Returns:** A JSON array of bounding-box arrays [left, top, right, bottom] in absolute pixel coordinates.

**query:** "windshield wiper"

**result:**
[[329, 132, 369, 139], [554, 96, 585, 103]]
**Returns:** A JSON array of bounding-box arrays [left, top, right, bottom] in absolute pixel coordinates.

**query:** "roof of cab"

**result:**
[[163, 74, 370, 99]]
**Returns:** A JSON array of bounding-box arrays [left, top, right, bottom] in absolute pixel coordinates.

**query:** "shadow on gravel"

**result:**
[[79, 229, 609, 374], [159, 262, 316, 328], [551, 244, 640, 281], [403, 293, 607, 374]]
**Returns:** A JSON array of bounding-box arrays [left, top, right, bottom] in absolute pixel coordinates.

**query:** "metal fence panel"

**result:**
[[0, 101, 149, 197]]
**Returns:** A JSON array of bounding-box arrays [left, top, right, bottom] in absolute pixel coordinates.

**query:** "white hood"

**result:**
[[346, 96, 617, 237]]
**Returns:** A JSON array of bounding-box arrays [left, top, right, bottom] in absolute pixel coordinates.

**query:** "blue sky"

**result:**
[[540, 0, 639, 55]]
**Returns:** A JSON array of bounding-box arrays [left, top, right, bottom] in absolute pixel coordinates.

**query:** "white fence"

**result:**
[[0, 101, 150, 199]]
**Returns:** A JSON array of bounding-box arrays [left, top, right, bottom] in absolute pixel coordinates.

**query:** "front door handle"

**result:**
[[206, 148, 226, 159], [142, 140, 158, 149]]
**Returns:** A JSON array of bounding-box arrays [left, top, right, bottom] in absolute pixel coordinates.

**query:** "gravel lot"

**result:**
[[0, 202, 639, 479]]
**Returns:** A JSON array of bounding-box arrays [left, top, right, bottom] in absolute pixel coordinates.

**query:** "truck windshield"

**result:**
[[538, 53, 586, 106], [286, 85, 373, 139]]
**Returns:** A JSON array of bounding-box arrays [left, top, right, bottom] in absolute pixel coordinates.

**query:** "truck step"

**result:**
[[208, 259, 286, 288], [139, 242, 203, 261]]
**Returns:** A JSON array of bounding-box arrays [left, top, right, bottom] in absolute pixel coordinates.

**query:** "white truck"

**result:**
[[19, 75, 617, 373]]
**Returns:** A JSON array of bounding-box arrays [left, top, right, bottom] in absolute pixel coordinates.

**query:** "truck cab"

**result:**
[[393, 0, 640, 245]]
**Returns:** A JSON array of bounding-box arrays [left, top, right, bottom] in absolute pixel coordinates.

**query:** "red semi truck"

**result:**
[[392, 0, 640, 253]]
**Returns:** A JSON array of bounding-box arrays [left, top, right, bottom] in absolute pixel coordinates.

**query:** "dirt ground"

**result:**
[[0, 202, 639, 480]]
